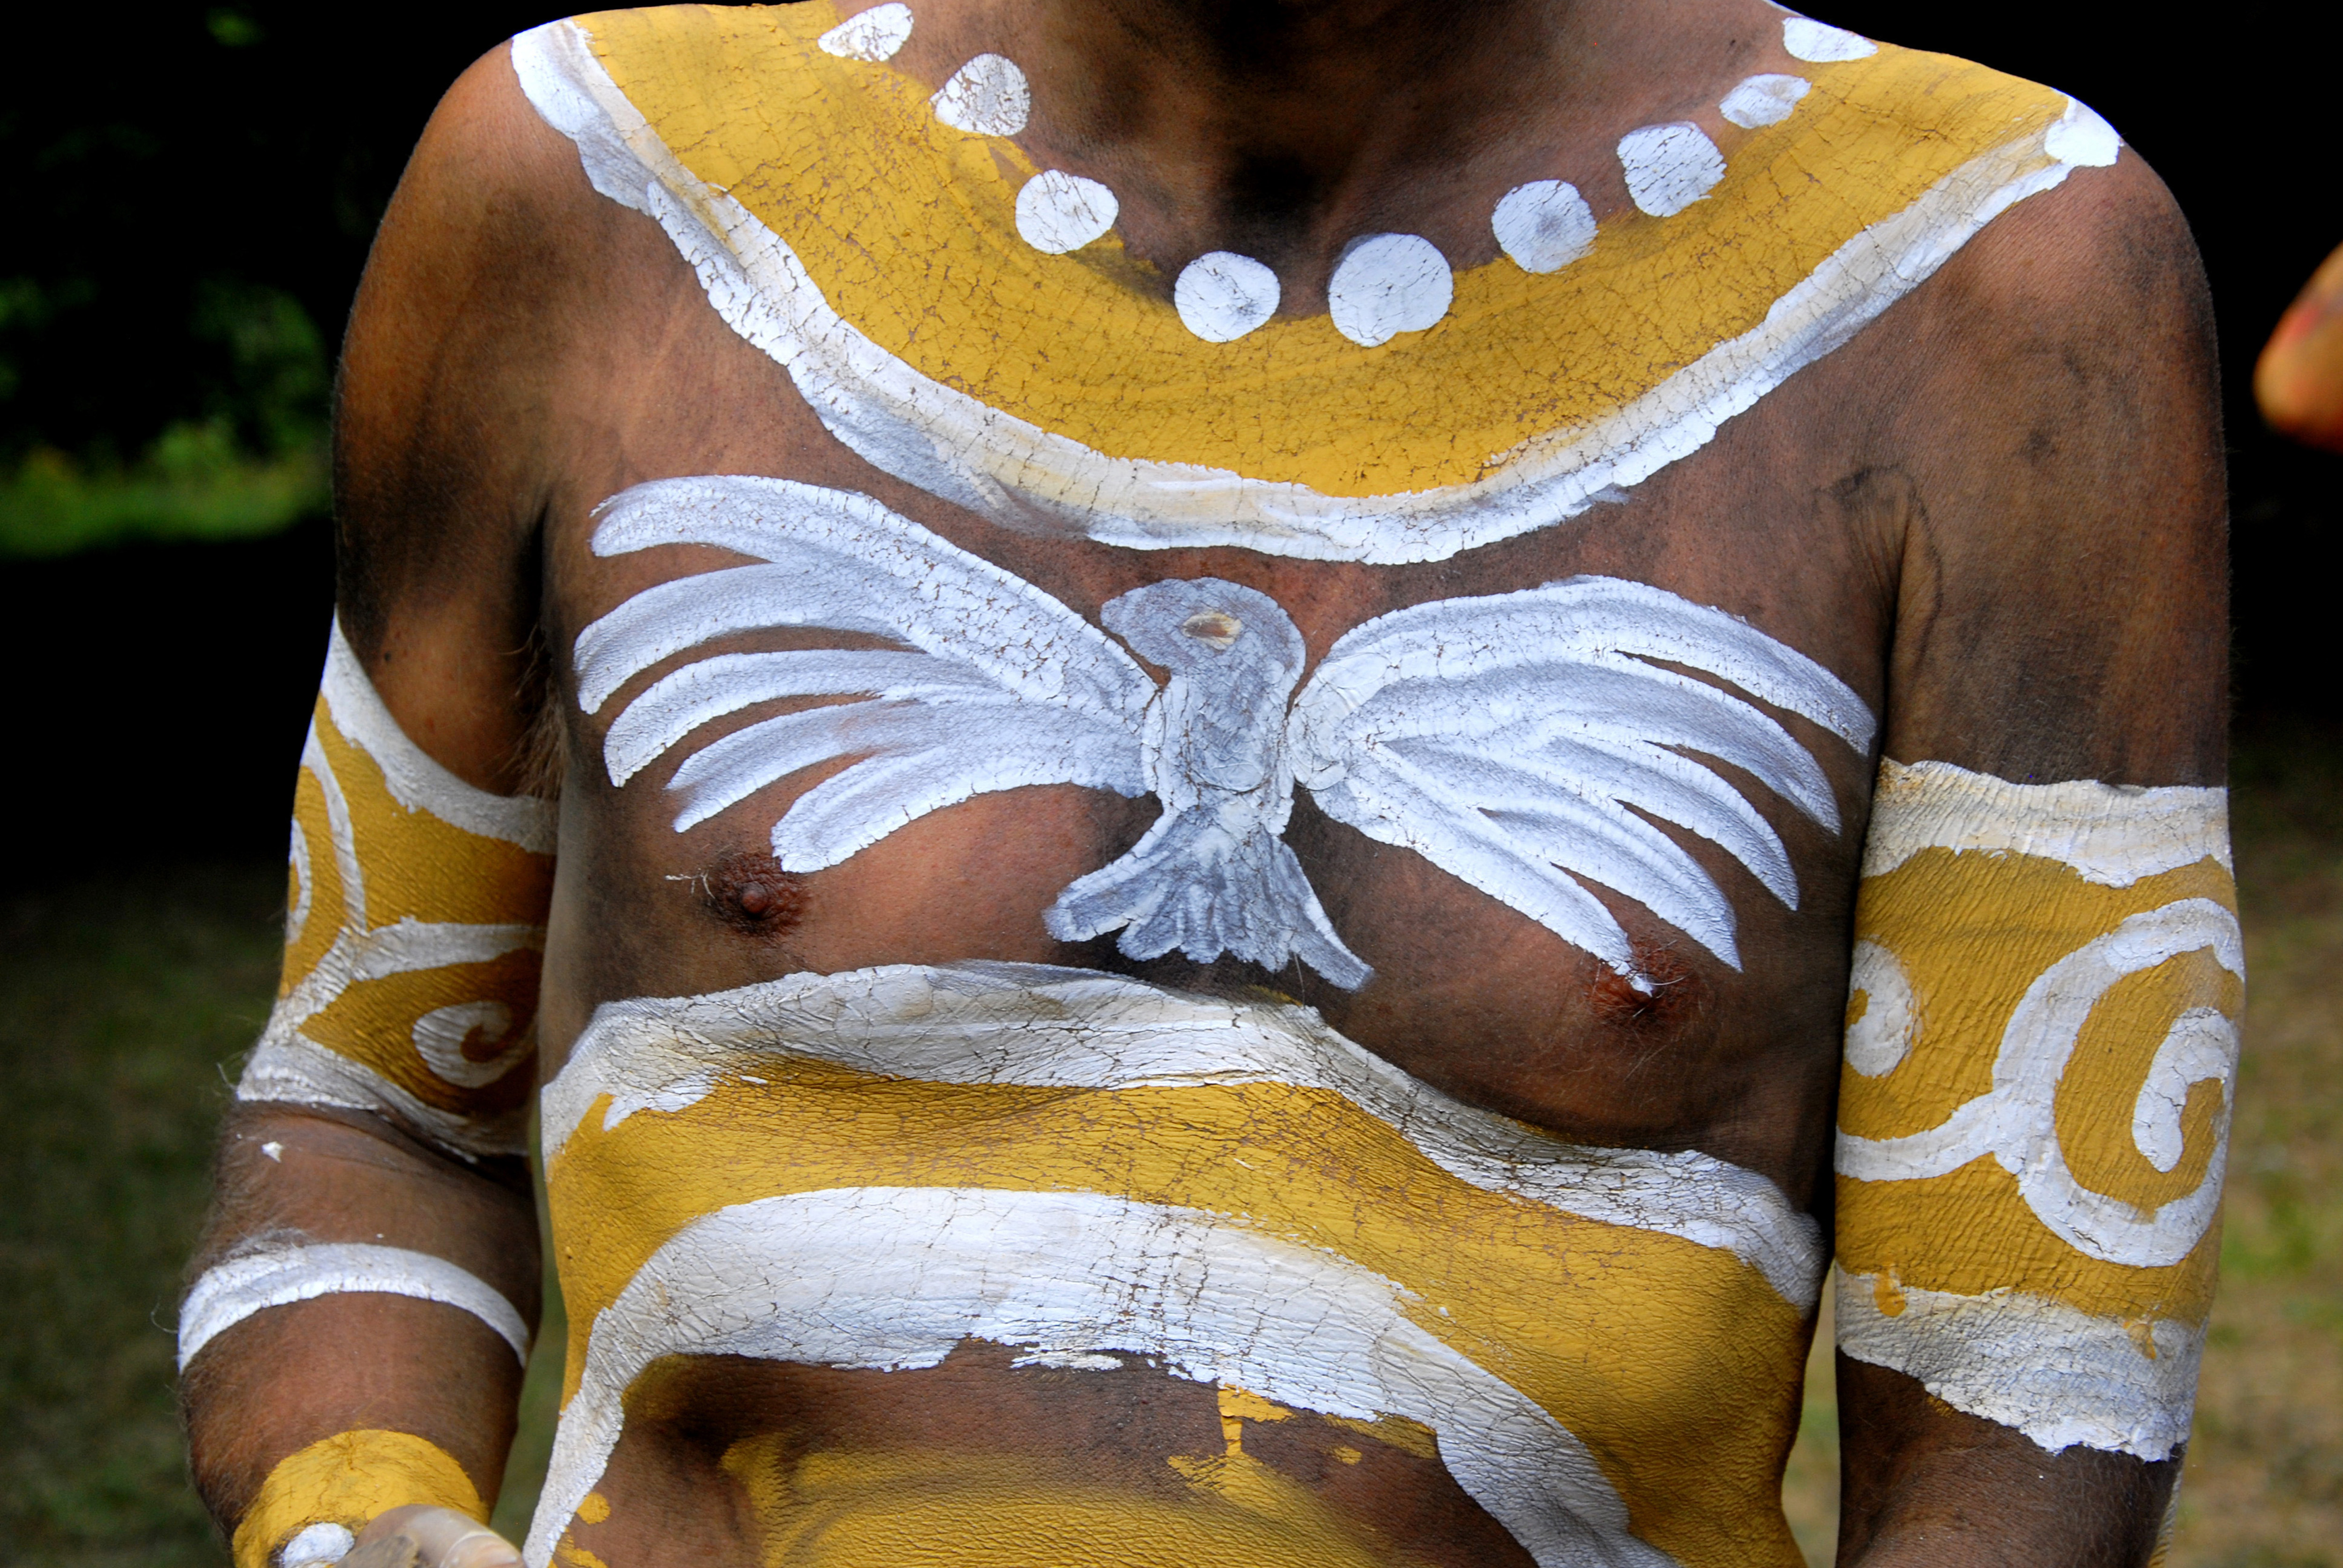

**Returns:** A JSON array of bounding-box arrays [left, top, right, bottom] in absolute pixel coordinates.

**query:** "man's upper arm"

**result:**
[[334, 40, 596, 792], [1831, 152, 2232, 1562], [1880, 150, 2226, 786]]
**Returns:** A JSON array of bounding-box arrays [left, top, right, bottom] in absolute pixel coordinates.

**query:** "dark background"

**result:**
[[2, 1, 2335, 886]]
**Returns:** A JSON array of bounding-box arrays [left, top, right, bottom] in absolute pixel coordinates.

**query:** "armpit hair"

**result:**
[[512, 620, 568, 803]]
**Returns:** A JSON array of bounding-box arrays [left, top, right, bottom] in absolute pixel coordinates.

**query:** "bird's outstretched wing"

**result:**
[[1288, 576, 1874, 976], [574, 476, 1156, 869]]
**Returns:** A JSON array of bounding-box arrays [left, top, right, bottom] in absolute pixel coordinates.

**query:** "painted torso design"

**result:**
[[478, 7, 2118, 1566]]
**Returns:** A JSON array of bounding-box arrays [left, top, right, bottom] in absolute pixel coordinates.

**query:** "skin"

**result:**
[[183, 1, 2227, 1564], [2255, 238, 2343, 452]]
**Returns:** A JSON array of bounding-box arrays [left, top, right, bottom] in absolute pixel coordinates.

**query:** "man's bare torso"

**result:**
[[187, 2, 2227, 1563]]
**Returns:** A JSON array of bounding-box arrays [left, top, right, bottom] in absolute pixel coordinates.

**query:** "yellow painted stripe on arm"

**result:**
[[1835, 758, 2241, 1456], [1836, 847, 2238, 1322], [243, 623, 555, 1148], [231, 1429, 484, 1568]]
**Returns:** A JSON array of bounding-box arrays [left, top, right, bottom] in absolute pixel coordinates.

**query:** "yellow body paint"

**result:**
[[717, 1442, 1416, 1568], [516, 7, 2106, 562], [542, 979, 1813, 1567], [237, 622, 555, 1155], [1836, 759, 2240, 1457], [564, 4, 2068, 498], [496, 7, 2133, 1560], [232, 1429, 484, 1568]]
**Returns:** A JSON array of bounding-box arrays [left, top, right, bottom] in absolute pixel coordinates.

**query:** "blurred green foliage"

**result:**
[[0, 279, 328, 557], [0, 5, 552, 557]]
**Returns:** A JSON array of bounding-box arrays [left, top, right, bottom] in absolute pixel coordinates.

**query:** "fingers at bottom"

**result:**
[[347, 1505, 521, 1568]]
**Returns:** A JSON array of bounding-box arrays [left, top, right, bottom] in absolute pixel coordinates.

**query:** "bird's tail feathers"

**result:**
[[1044, 814, 1372, 989]]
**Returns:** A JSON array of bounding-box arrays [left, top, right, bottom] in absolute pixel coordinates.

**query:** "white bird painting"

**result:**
[[574, 476, 1875, 989]]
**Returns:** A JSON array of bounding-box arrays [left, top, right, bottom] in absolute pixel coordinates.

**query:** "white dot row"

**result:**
[[817, 5, 1876, 344]]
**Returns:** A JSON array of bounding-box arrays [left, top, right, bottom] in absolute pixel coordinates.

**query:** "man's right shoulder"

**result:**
[[383, 31, 611, 272]]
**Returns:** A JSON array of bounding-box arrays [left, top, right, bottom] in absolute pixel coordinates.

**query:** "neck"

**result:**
[[909, 0, 1619, 290]]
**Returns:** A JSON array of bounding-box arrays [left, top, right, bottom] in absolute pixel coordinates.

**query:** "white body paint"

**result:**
[[1839, 898, 2242, 1268], [930, 52, 1029, 137], [1015, 170, 1118, 254], [814, 2, 911, 62], [1326, 233, 1455, 346], [280, 1522, 357, 1568], [575, 477, 1872, 984], [1492, 180, 1597, 273], [510, 22, 2122, 564], [236, 622, 551, 1157], [412, 1000, 533, 1088], [1780, 16, 1877, 63], [1046, 578, 1368, 984], [1841, 939, 1916, 1078], [1617, 123, 1726, 218], [1860, 759, 2231, 884], [542, 959, 1827, 1302], [1719, 73, 1811, 129], [524, 1186, 1676, 1568], [2044, 96, 2123, 169], [1838, 760, 2236, 1457], [178, 1241, 529, 1370], [239, 1033, 527, 1161], [1173, 250, 1281, 342], [286, 819, 313, 942], [2134, 1007, 2239, 1174], [1834, 1266, 2204, 1459], [314, 618, 556, 854]]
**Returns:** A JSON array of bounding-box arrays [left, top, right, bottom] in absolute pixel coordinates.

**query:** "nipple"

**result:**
[[683, 849, 809, 938], [1587, 941, 1698, 1028]]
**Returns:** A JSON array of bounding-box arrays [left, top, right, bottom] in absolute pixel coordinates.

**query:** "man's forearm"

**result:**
[[182, 614, 557, 1566], [182, 1102, 540, 1561]]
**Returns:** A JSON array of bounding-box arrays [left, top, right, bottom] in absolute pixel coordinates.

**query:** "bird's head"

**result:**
[[1100, 577, 1305, 681]]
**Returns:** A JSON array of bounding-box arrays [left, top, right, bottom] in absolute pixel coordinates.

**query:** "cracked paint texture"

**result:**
[[235, 620, 555, 1156], [514, 5, 2101, 561], [535, 964, 1822, 1568], [1836, 760, 2241, 1458], [576, 476, 1870, 987]]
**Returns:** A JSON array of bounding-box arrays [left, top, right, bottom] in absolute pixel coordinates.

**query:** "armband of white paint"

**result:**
[[1835, 758, 2240, 1459], [179, 1241, 529, 1370], [236, 620, 555, 1157], [231, 1428, 488, 1568]]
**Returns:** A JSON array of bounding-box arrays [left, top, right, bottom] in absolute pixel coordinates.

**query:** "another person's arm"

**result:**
[[2255, 239, 2343, 452], [1831, 149, 2231, 1565]]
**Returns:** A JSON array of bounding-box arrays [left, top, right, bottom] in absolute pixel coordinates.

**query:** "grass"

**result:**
[[0, 867, 280, 1568], [4, 733, 2338, 1566]]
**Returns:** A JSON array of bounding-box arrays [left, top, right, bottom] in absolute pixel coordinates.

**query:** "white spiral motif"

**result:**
[[1838, 898, 2243, 1268]]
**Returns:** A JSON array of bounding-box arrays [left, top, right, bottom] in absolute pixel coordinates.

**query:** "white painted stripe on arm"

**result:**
[[318, 619, 558, 853], [178, 1242, 529, 1371], [1860, 758, 2230, 884], [526, 1187, 1675, 1568], [545, 961, 1826, 1305], [1833, 1265, 2202, 1460], [237, 1034, 530, 1159]]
